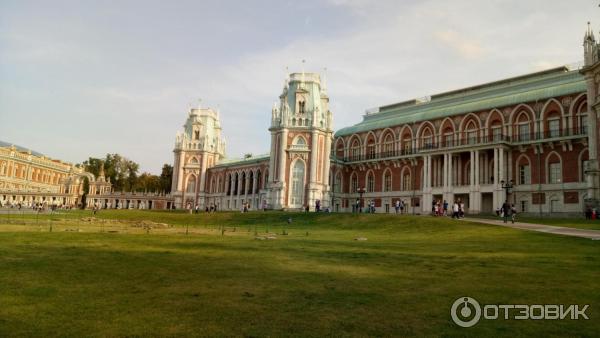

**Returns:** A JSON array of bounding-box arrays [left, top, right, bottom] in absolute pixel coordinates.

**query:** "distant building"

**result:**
[[0, 141, 101, 207]]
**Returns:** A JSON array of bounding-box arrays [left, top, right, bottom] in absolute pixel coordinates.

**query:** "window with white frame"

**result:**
[[403, 138, 411, 153], [491, 126, 502, 141], [383, 134, 394, 157], [444, 133, 453, 147], [351, 140, 360, 160], [467, 130, 477, 144], [367, 142, 376, 159], [384, 172, 392, 192], [582, 160, 589, 182], [335, 173, 342, 193], [549, 162, 562, 183], [518, 164, 530, 185], [520, 200, 528, 213], [423, 135, 433, 149], [579, 113, 588, 134], [367, 173, 375, 192], [518, 123, 530, 141], [548, 118, 560, 138], [402, 173, 411, 191], [351, 174, 358, 192]]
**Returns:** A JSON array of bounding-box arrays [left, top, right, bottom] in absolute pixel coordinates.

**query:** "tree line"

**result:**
[[81, 154, 173, 193]]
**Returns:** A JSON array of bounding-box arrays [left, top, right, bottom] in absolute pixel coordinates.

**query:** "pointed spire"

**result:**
[[99, 161, 105, 176], [321, 67, 328, 94], [301, 59, 306, 89], [283, 66, 289, 89]]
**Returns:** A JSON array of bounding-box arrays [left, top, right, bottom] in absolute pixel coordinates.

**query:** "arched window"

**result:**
[[350, 139, 361, 161], [546, 112, 561, 138], [516, 112, 531, 141], [402, 137, 412, 154], [294, 136, 306, 146], [383, 170, 392, 192], [421, 128, 433, 149], [186, 176, 196, 193], [465, 121, 478, 145], [256, 170, 261, 194], [248, 171, 254, 194], [350, 172, 358, 193], [334, 172, 342, 193], [298, 101, 305, 114], [517, 156, 531, 185], [290, 161, 305, 206], [443, 128, 453, 147], [366, 171, 375, 192], [547, 153, 562, 184], [383, 134, 394, 157], [402, 171, 411, 191]]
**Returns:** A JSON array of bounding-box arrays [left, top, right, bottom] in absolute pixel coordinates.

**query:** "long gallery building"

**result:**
[[169, 26, 600, 215]]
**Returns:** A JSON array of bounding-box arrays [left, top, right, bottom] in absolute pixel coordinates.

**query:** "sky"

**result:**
[[0, 0, 596, 173]]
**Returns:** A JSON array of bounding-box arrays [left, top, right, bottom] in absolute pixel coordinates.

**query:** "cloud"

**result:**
[[434, 29, 486, 60]]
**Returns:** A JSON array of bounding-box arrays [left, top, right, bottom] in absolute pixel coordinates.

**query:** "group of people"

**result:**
[[192, 203, 220, 213], [432, 199, 465, 219], [584, 207, 599, 220], [394, 200, 407, 214], [353, 199, 377, 213]]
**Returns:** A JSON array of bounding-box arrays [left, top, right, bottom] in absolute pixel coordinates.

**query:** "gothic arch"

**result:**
[[365, 169, 375, 192], [578, 148, 589, 182], [486, 109, 505, 128], [438, 117, 456, 136], [545, 151, 563, 183], [382, 168, 393, 192], [400, 166, 412, 191], [378, 128, 397, 144], [459, 112, 483, 132]]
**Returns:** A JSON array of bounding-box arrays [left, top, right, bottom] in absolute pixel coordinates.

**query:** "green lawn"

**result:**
[[0, 210, 598, 337]]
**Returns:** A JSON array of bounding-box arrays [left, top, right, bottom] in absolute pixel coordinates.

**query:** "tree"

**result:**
[[82, 154, 140, 192], [159, 164, 173, 193]]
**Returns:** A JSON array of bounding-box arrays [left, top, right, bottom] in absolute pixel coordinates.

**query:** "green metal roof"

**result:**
[[213, 153, 270, 168], [335, 66, 586, 137]]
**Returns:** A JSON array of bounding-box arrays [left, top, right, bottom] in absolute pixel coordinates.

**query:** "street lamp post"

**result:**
[[356, 187, 366, 213], [501, 179, 514, 205]]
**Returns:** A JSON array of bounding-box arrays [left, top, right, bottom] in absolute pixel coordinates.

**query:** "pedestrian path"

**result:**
[[466, 217, 600, 240]]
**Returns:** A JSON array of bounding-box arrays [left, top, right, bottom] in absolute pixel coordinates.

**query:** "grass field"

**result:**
[[0, 210, 598, 337]]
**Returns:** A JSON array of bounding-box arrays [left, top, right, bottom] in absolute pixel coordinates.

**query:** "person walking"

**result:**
[[502, 200, 511, 223], [452, 201, 459, 219], [395, 200, 400, 214], [510, 204, 517, 224], [443, 200, 448, 216]]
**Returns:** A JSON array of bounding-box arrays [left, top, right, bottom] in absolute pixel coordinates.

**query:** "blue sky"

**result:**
[[0, 0, 594, 173]]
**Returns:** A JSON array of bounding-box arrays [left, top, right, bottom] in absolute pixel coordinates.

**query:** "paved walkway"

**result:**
[[466, 218, 600, 240]]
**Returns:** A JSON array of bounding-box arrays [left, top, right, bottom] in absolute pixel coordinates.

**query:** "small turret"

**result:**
[[584, 22, 598, 66]]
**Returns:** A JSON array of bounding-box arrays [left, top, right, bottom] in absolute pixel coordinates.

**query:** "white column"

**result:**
[[474, 150, 480, 187], [278, 130, 288, 182], [493, 148, 498, 186], [443, 154, 448, 188], [268, 132, 276, 182], [470, 151, 475, 187], [448, 154, 453, 187]]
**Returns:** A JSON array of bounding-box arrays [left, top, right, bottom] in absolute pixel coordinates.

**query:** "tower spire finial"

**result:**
[[301, 59, 306, 89]]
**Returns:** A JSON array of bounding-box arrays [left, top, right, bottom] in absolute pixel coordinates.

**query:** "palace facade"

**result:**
[[171, 25, 600, 215], [0, 141, 108, 207]]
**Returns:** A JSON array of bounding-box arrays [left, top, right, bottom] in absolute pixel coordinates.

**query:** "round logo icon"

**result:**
[[451, 297, 481, 327]]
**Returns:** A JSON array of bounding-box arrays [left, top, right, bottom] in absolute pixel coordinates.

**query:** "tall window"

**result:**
[[580, 113, 588, 134], [422, 133, 433, 149], [186, 176, 196, 193], [582, 160, 589, 182], [519, 164, 530, 185], [291, 161, 305, 206], [383, 171, 392, 192], [351, 174, 358, 192], [518, 123, 530, 141], [520, 200, 528, 213], [351, 140, 360, 160], [444, 133, 453, 147], [383, 134, 394, 157], [403, 138, 411, 154], [298, 101, 305, 114], [335, 173, 342, 193], [367, 142, 376, 159], [367, 172, 375, 192], [549, 162, 562, 183], [548, 119, 560, 138], [491, 126, 502, 142], [467, 130, 477, 144], [403, 173, 411, 191]]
